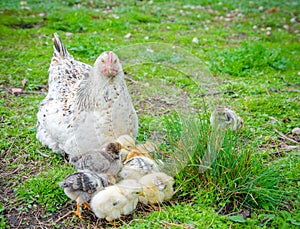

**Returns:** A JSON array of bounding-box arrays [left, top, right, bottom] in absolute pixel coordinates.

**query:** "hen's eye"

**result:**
[[113, 59, 117, 64], [101, 59, 105, 63]]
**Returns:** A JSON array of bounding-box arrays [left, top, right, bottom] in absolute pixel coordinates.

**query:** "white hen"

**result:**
[[36, 34, 138, 156], [90, 179, 142, 221]]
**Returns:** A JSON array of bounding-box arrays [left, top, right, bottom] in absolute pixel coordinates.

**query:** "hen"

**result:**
[[90, 179, 142, 221], [36, 34, 138, 156], [70, 142, 122, 175], [59, 170, 115, 219]]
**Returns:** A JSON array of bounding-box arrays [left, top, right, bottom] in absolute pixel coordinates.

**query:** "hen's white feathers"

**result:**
[[37, 34, 90, 153]]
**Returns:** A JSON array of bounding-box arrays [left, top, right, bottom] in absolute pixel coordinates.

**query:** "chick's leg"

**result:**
[[107, 221, 120, 227], [149, 203, 161, 211], [74, 202, 83, 219], [83, 202, 91, 211]]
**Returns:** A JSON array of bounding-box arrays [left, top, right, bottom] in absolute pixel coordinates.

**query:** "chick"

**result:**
[[116, 134, 136, 151], [138, 172, 174, 205], [210, 107, 243, 131], [116, 135, 136, 162], [90, 179, 142, 221], [120, 156, 160, 180], [125, 150, 151, 161], [116, 135, 157, 161], [70, 142, 122, 175], [59, 170, 115, 219], [125, 141, 157, 161]]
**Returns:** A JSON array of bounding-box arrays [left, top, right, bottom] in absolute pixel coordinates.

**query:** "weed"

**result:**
[[164, 113, 298, 212]]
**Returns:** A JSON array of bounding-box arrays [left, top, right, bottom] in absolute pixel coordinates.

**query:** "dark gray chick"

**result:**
[[70, 142, 123, 175], [59, 170, 115, 219]]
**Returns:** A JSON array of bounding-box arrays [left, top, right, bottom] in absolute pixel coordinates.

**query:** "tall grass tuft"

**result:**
[[161, 112, 293, 211]]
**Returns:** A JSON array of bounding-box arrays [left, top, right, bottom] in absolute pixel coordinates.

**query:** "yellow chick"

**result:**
[[116, 134, 136, 151], [59, 170, 115, 219], [90, 179, 142, 221], [138, 172, 174, 205], [120, 156, 160, 180], [116, 135, 137, 162], [125, 141, 157, 161]]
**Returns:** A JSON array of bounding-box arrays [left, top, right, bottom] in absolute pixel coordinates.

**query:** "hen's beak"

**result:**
[[103, 65, 117, 77], [103, 51, 117, 77]]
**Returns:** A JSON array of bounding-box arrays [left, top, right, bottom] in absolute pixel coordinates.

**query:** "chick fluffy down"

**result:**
[[138, 172, 174, 204], [120, 156, 160, 180], [59, 170, 111, 204], [90, 179, 142, 221]]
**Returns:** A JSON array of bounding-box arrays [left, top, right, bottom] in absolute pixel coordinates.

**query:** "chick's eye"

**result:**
[[112, 201, 118, 206]]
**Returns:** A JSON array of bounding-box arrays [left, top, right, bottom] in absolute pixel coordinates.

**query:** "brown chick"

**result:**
[[59, 170, 115, 219], [70, 142, 122, 175]]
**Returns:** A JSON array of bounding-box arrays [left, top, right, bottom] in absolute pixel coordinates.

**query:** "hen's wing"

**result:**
[[36, 33, 91, 153]]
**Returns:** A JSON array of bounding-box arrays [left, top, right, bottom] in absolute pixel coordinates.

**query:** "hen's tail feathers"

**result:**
[[53, 33, 69, 59]]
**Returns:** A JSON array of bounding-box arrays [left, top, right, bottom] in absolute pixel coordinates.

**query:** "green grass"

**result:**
[[1, 0, 299, 228], [16, 164, 75, 212]]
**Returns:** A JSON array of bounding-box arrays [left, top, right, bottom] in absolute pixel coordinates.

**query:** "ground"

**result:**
[[0, 0, 299, 228]]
